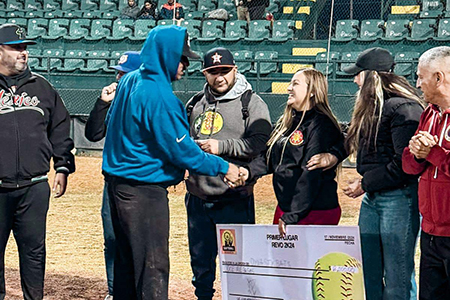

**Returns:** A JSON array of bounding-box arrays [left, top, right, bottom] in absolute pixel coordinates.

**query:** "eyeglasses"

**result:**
[[205, 67, 234, 76]]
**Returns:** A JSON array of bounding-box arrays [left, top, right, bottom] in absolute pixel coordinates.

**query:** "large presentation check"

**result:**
[[216, 225, 365, 300]]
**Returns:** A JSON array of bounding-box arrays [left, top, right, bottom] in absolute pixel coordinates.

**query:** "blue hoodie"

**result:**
[[102, 25, 229, 186]]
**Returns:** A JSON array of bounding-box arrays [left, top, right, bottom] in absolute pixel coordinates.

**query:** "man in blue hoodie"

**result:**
[[102, 26, 240, 300]]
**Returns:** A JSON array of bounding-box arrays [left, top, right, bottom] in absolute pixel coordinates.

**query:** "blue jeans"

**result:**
[[359, 184, 419, 300], [101, 182, 115, 296]]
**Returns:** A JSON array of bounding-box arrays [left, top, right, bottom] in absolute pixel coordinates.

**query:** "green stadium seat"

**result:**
[[197, 0, 216, 12], [221, 20, 247, 41], [336, 51, 359, 76], [0, 2, 5, 9], [185, 11, 204, 20], [58, 50, 87, 71], [27, 19, 49, 39], [81, 51, 110, 72], [62, 0, 79, 10], [332, 19, 359, 42], [394, 51, 420, 77], [110, 51, 122, 62], [7, 18, 28, 29], [6, 0, 23, 10], [24, 0, 42, 10], [267, 0, 279, 13], [100, 0, 117, 11], [158, 19, 175, 26], [27, 48, 41, 70], [245, 20, 271, 42], [130, 19, 156, 40], [25, 11, 45, 19], [102, 11, 121, 19], [7, 12, 26, 18], [45, 10, 64, 18], [43, 0, 61, 9], [407, 19, 436, 41], [64, 11, 84, 18], [178, 0, 197, 11], [35, 49, 64, 72], [0, 18, 7, 25], [83, 11, 103, 19], [434, 18, 450, 41], [382, 19, 410, 41], [357, 19, 384, 41], [250, 51, 278, 75], [445, 0, 450, 17], [420, 0, 443, 18], [269, 20, 295, 42], [217, 0, 236, 14], [86, 19, 112, 40], [187, 54, 203, 75], [180, 20, 202, 39], [315, 52, 340, 76], [66, 19, 91, 40], [43, 19, 70, 40], [233, 50, 253, 73], [107, 19, 134, 41], [81, 0, 99, 10], [197, 20, 224, 41]]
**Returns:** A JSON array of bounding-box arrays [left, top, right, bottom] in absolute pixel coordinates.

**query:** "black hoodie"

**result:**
[[0, 68, 75, 188]]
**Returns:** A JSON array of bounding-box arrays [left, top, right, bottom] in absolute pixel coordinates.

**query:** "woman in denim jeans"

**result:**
[[342, 48, 424, 300]]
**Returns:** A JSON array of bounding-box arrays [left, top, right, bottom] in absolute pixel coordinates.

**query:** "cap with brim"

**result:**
[[109, 51, 141, 73], [343, 47, 395, 75], [0, 24, 36, 45], [202, 47, 236, 72], [182, 32, 200, 59]]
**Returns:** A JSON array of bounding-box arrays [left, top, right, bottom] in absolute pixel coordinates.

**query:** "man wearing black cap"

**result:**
[[184, 47, 271, 300], [85, 50, 141, 300], [102, 27, 240, 300], [0, 24, 75, 300]]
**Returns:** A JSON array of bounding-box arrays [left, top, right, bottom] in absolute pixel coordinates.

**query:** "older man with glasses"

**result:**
[[184, 47, 272, 300]]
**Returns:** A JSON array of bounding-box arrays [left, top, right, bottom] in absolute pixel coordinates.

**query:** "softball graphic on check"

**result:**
[[312, 252, 364, 299]]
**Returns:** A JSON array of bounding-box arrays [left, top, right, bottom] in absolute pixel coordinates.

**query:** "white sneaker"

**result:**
[[104, 295, 113, 300]]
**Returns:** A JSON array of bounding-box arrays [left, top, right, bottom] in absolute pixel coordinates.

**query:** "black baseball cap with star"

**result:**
[[202, 47, 236, 72], [0, 24, 36, 45]]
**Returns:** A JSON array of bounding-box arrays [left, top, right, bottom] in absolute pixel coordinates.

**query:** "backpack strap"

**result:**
[[240, 90, 253, 120], [186, 91, 204, 123]]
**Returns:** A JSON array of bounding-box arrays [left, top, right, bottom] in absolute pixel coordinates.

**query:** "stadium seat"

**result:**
[[332, 19, 359, 42], [35, 49, 64, 72], [64, 11, 84, 18], [110, 51, 122, 63], [336, 52, 359, 76], [407, 19, 436, 41], [420, 0, 443, 18], [100, 0, 117, 11], [86, 19, 113, 40], [83, 11, 103, 19], [269, 20, 295, 42], [394, 51, 420, 77], [217, 0, 236, 14], [130, 19, 156, 40], [250, 51, 278, 75], [43, 0, 61, 9], [357, 19, 385, 41], [434, 18, 450, 41], [25, 11, 44, 19], [62, 0, 79, 10], [7, 18, 27, 29], [0, 18, 7, 25], [445, 0, 450, 17], [381, 19, 410, 41], [221, 20, 247, 41], [107, 19, 134, 40], [267, 0, 279, 13], [45, 10, 64, 18], [178, 0, 197, 11], [27, 19, 49, 39], [102, 11, 121, 19], [57, 50, 87, 71], [315, 52, 340, 76], [7, 12, 26, 18], [245, 20, 272, 42], [197, 0, 216, 12], [81, 51, 110, 72], [27, 48, 41, 70], [233, 50, 253, 73], [197, 20, 224, 41], [0, 2, 4, 9], [81, 0, 99, 10], [186, 11, 204, 20], [24, 0, 42, 10], [180, 20, 202, 39], [65, 19, 91, 40], [158, 19, 175, 26], [6, 0, 23, 10], [187, 53, 203, 75], [43, 19, 70, 40]]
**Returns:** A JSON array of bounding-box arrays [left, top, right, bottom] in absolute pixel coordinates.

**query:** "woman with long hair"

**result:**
[[239, 68, 343, 234], [137, 0, 158, 20], [340, 48, 424, 300]]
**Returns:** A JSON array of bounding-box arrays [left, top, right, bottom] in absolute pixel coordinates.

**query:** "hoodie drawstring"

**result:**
[[434, 113, 448, 179]]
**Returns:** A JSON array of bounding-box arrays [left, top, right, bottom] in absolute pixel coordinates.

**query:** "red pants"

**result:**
[[273, 205, 341, 225]]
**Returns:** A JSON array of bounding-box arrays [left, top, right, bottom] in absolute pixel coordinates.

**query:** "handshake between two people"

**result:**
[[224, 164, 249, 188]]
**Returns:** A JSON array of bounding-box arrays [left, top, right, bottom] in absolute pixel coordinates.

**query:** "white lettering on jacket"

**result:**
[[0, 89, 44, 116]]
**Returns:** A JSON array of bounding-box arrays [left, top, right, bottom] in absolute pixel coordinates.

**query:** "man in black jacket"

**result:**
[[0, 24, 75, 300]]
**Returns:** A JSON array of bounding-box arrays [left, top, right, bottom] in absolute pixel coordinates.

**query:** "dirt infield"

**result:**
[[4, 156, 362, 299]]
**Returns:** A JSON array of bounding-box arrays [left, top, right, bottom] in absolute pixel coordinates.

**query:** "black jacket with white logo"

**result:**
[[0, 69, 75, 188], [248, 108, 343, 224]]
